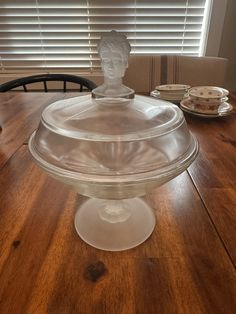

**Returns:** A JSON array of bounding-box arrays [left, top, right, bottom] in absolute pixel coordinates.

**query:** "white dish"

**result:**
[[182, 97, 221, 113], [155, 84, 190, 92], [150, 90, 160, 98], [150, 90, 186, 103], [180, 99, 233, 117], [161, 96, 185, 102], [159, 92, 188, 98], [188, 95, 228, 105], [188, 86, 229, 100]]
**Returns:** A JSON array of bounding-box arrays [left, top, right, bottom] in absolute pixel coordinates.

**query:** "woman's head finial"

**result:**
[[98, 30, 131, 63]]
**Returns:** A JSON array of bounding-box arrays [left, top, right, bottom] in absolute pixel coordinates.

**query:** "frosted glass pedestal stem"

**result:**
[[98, 200, 131, 223], [74, 197, 156, 251]]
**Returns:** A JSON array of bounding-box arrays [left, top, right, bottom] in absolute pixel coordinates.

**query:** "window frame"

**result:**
[[203, 0, 228, 56]]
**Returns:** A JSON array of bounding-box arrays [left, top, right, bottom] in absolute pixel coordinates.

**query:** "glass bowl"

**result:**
[[29, 94, 198, 251]]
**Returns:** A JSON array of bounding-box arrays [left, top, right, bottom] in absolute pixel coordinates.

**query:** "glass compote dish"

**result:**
[[29, 31, 198, 251]]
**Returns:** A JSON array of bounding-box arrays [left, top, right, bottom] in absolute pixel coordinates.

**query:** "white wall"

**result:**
[[205, 0, 236, 90], [217, 0, 236, 90]]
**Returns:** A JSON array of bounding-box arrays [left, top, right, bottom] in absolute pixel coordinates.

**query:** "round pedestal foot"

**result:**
[[74, 197, 156, 251]]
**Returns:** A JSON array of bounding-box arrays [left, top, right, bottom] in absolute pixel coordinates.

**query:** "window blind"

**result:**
[[0, 0, 209, 73]]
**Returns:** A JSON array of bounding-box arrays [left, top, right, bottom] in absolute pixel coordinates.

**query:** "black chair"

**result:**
[[0, 73, 97, 92]]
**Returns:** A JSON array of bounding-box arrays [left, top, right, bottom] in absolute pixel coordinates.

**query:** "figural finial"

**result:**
[[92, 30, 134, 99]]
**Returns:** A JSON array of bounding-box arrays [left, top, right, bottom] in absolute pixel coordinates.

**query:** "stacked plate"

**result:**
[[151, 84, 190, 103], [180, 86, 233, 118]]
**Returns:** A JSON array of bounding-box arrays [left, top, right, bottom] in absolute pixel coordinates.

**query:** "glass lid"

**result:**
[[41, 95, 183, 141], [29, 30, 198, 182]]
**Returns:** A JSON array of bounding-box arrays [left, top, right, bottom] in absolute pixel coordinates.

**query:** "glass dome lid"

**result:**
[[30, 93, 198, 181], [29, 30, 198, 186], [41, 95, 183, 141]]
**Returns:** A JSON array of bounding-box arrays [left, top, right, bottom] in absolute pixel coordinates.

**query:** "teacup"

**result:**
[[188, 86, 229, 100]]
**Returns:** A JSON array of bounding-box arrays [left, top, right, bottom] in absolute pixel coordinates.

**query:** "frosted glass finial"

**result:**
[[92, 30, 134, 99], [98, 30, 131, 80]]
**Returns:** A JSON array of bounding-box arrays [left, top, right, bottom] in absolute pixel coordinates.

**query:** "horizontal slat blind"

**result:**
[[0, 0, 209, 73]]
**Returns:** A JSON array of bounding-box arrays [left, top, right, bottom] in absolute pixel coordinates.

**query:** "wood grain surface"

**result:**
[[0, 93, 81, 170], [0, 93, 236, 314], [185, 112, 236, 265]]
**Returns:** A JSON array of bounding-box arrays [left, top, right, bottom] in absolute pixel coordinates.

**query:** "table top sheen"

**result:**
[[0, 92, 236, 314]]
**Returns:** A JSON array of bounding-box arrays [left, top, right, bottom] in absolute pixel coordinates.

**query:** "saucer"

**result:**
[[180, 99, 233, 118], [150, 90, 185, 103], [150, 90, 160, 98], [155, 84, 190, 92]]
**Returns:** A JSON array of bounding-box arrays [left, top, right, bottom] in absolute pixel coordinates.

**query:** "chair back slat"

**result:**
[[0, 74, 97, 93], [43, 81, 48, 92]]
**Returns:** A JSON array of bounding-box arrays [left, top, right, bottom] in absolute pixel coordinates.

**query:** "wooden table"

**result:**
[[0, 92, 236, 314]]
